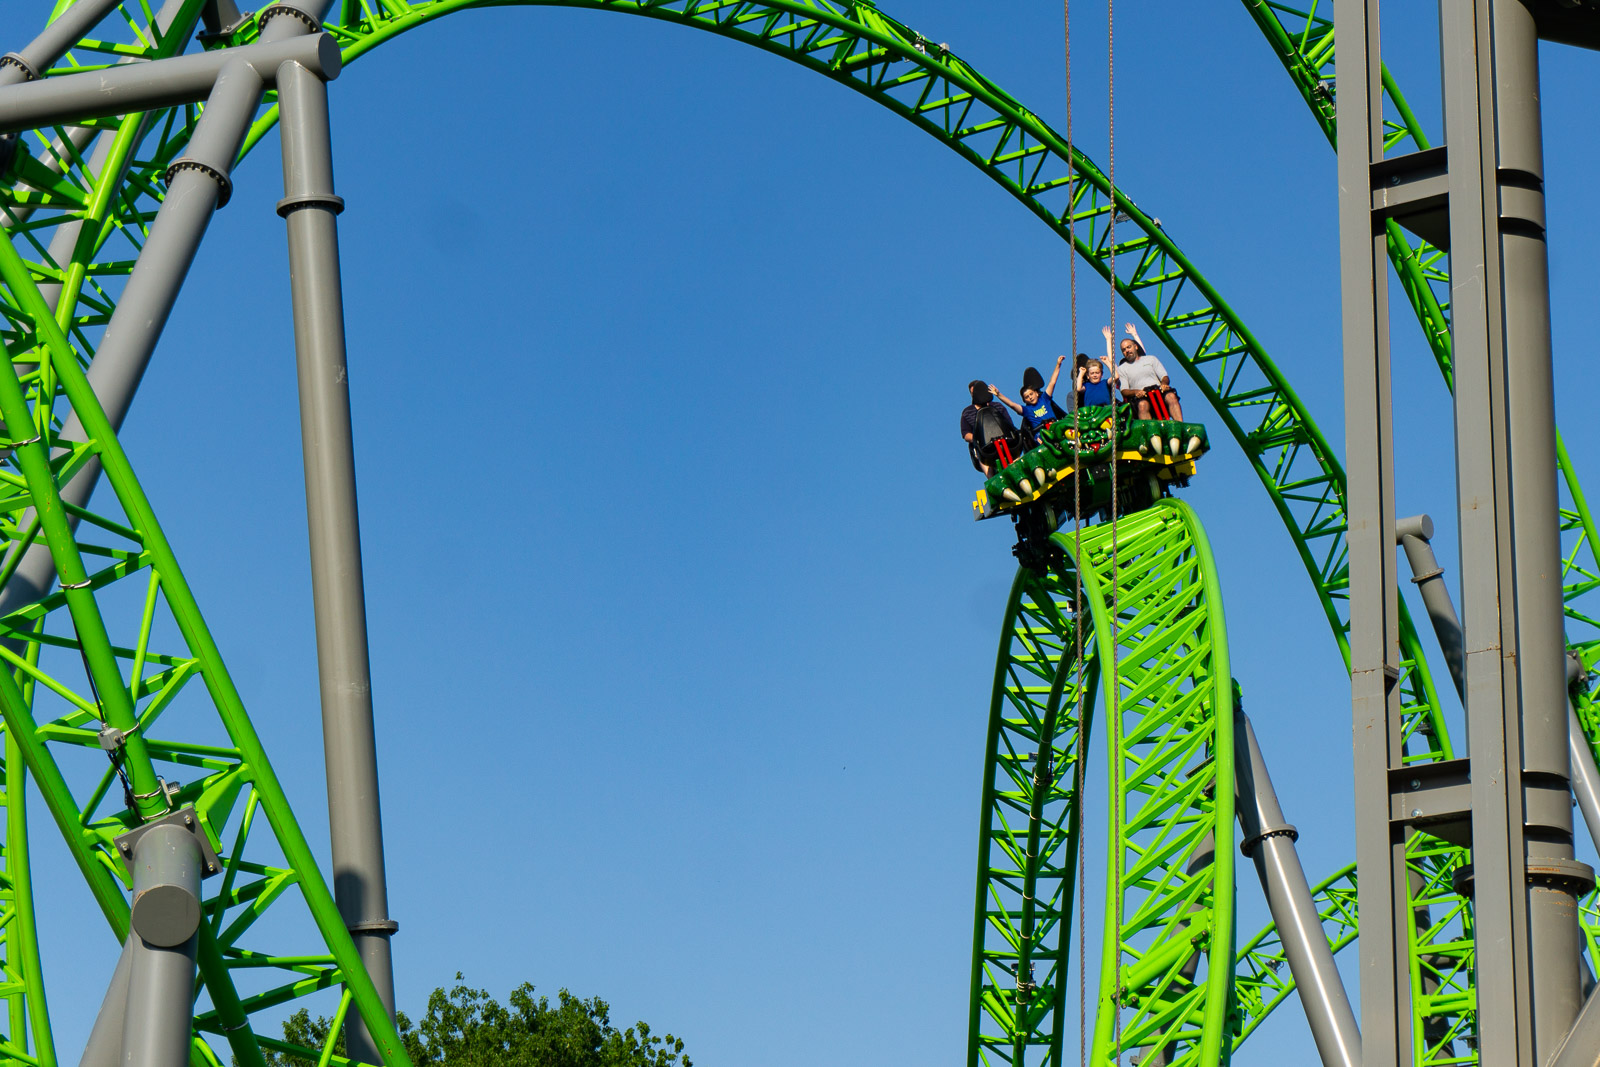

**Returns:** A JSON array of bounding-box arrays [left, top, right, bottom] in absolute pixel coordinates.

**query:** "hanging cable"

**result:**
[[1104, 0, 1124, 1060], [1060, 2, 1090, 1066], [75, 634, 136, 812]]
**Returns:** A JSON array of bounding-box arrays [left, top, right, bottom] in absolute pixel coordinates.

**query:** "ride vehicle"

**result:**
[[969, 403, 1209, 569]]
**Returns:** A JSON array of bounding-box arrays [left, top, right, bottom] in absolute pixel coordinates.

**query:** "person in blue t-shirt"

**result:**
[[1076, 350, 1119, 409], [992, 354, 1068, 438]]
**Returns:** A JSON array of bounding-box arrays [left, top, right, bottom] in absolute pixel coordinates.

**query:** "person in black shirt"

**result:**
[[961, 380, 1019, 475]]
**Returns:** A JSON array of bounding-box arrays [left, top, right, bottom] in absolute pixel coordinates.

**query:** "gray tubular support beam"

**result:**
[[1395, 515, 1466, 703], [120, 825, 201, 1067], [77, 939, 132, 1067], [1570, 705, 1600, 859], [1233, 704, 1362, 1067], [277, 58, 397, 1064], [0, 3, 327, 622], [0, 32, 340, 133], [1488, 2, 1587, 1057], [0, 0, 126, 88], [1552, 987, 1600, 1067]]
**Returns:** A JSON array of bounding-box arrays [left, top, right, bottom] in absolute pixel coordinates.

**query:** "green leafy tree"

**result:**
[[259, 975, 690, 1067]]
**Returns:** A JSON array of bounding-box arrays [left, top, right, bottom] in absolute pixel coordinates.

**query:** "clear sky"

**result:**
[[19, 2, 1600, 1064]]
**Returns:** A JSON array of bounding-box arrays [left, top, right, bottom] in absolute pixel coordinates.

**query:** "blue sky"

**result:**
[[20, 2, 1600, 1064]]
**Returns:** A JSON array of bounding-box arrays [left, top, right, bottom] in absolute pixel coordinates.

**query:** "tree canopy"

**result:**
[[260, 975, 691, 1067]]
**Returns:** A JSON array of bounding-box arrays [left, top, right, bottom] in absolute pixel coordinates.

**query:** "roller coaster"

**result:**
[[0, 1, 1595, 1066]]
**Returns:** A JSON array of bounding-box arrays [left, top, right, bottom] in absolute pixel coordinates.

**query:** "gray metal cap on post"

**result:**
[[127, 825, 202, 947], [118, 824, 204, 1067]]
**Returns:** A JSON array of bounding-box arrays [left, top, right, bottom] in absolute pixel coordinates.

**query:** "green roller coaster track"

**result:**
[[0, 1, 1594, 1065], [974, 501, 1238, 1067]]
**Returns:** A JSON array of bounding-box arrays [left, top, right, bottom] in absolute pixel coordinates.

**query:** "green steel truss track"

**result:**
[[973, 502, 1238, 1067], [1086, 504, 1235, 1067], [0, 1, 1503, 1064], [970, 563, 1093, 1067]]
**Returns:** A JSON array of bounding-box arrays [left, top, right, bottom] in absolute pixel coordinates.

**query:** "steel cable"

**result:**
[[1061, 2, 1088, 1065], [1105, 0, 1123, 1060]]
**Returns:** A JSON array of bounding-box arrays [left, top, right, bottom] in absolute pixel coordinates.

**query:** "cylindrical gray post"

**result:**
[[0, 0, 125, 87], [1234, 705, 1362, 1067], [1395, 515, 1465, 705], [277, 58, 397, 1063], [1491, 2, 1585, 1057], [78, 939, 132, 1067], [120, 825, 202, 1067]]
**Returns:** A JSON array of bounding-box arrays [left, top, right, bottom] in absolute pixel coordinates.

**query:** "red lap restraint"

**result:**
[[1146, 388, 1172, 421]]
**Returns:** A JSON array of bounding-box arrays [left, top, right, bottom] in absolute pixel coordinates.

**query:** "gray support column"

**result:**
[[78, 939, 132, 1067], [1491, 29, 1586, 1059], [1234, 705, 1362, 1067], [277, 59, 397, 1063], [1439, 0, 1585, 1059], [0, 0, 125, 87], [1332, 0, 1407, 1061], [119, 824, 202, 1067]]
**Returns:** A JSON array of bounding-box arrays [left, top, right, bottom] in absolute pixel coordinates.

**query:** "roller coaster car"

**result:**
[[969, 405, 1210, 571]]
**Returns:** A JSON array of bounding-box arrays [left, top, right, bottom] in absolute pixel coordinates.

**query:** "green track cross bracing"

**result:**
[[1, 1, 1589, 1065]]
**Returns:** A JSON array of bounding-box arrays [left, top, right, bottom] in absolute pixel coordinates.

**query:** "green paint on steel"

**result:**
[[1081, 502, 1235, 1067], [970, 565, 1094, 1066], [972, 501, 1244, 1067]]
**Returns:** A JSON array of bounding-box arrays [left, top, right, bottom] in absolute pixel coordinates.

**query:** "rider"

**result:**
[[991, 355, 1068, 440], [1076, 350, 1118, 409], [1104, 323, 1182, 420], [961, 380, 1020, 476]]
